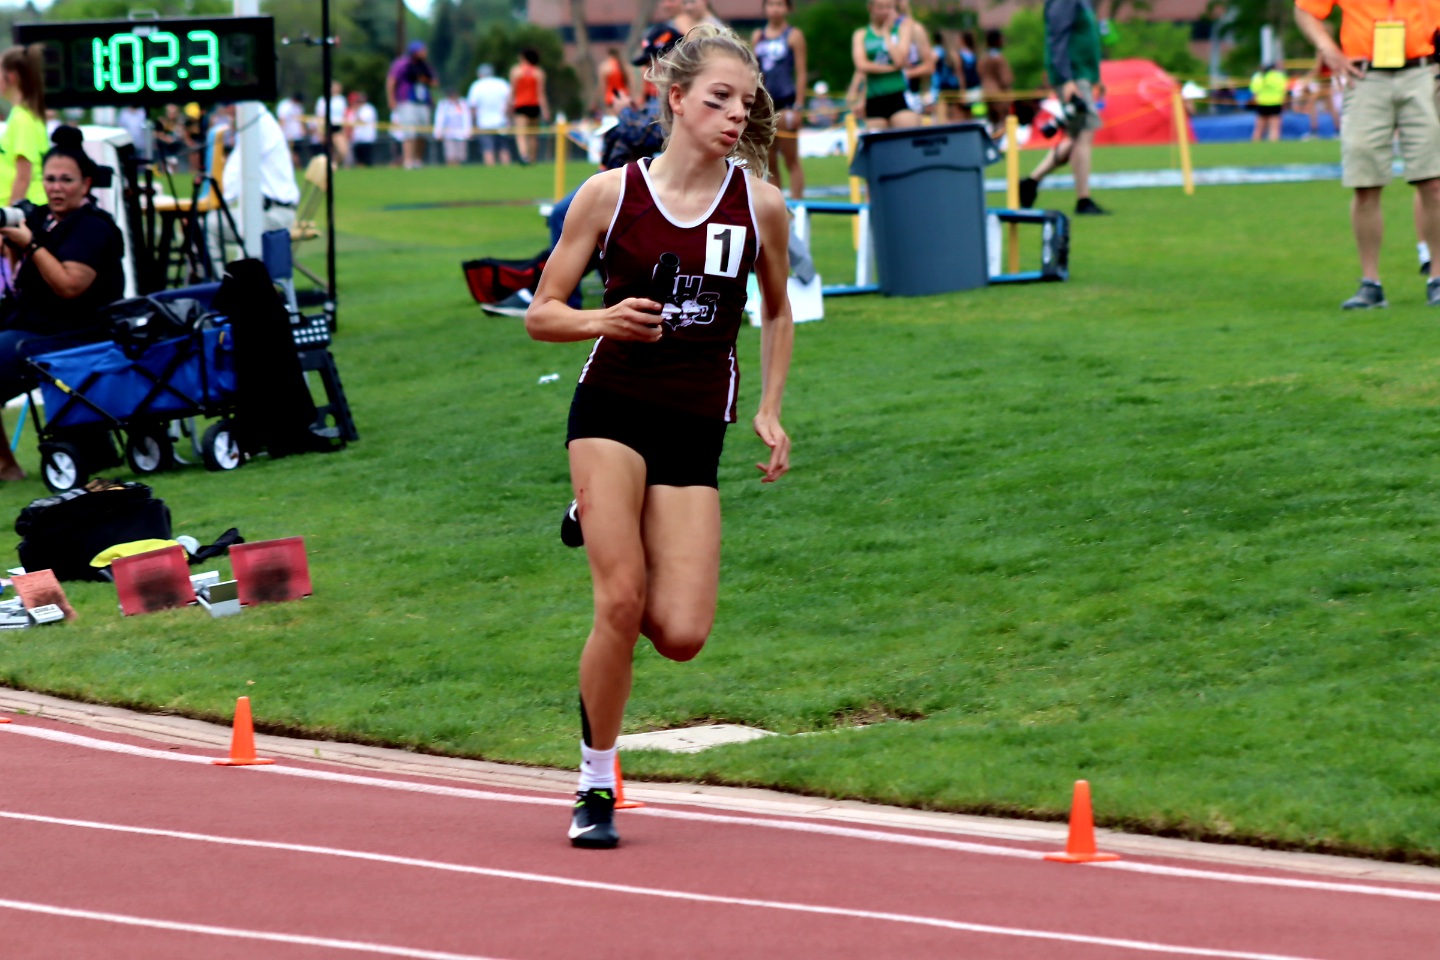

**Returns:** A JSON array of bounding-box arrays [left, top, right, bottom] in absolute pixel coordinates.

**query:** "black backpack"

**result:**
[[15, 480, 172, 582]]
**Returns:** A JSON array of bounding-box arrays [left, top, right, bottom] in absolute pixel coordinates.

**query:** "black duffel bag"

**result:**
[[15, 480, 172, 582]]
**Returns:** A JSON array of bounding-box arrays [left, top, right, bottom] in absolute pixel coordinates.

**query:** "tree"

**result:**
[[1216, 0, 1340, 77], [1106, 20, 1203, 77], [790, 0, 869, 90], [44, 0, 228, 16], [569, 0, 596, 113], [472, 21, 582, 118]]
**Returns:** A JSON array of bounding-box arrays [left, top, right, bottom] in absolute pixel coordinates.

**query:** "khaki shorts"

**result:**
[[1064, 79, 1104, 137], [1341, 65, 1440, 187]]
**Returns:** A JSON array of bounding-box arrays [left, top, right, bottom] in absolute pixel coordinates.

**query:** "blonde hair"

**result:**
[[647, 24, 775, 178]]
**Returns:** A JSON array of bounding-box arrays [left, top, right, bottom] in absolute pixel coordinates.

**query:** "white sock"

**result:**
[[578, 742, 617, 792], [1420, 242, 1431, 266]]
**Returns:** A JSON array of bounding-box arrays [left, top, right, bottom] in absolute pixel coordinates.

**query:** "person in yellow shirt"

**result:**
[[1249, 63, 1288, 141], [0, 45, 50, 207]]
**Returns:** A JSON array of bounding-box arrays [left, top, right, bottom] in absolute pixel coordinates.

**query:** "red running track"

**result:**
[[1, 714, 1438, 960]]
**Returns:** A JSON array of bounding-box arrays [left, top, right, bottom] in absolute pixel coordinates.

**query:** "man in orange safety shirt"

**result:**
[[1295, 0, 1440, 308]]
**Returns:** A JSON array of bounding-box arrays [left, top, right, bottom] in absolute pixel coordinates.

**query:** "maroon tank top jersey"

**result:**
[[579, 158, 761, 422]]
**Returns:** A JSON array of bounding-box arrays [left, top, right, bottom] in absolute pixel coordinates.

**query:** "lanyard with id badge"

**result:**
[[1373, 8, 1408, 68]]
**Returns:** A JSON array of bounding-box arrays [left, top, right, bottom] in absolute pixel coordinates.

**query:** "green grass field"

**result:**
[[4, 140, 1440, 863]]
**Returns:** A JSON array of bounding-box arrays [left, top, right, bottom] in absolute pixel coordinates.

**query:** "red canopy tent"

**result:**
[[1025, 58, 1195, 150]]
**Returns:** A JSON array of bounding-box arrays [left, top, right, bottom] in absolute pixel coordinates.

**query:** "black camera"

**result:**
[[1039, 93, 1088, 138]]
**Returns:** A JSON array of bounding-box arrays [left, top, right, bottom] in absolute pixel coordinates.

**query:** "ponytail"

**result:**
[[0, 45, 46, 119]]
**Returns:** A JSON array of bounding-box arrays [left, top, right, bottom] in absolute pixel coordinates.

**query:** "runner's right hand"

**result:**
[[599, 298, 665, 341]]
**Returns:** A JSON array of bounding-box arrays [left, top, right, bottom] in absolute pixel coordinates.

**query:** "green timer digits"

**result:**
[[91, 30, 221, 95], [13, 16, 277, 108]]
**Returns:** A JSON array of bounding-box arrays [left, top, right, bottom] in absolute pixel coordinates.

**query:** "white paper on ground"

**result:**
[[746, 273, 824, 327]]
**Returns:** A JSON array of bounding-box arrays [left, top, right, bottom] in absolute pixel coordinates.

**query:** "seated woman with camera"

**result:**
[[0, 126, 124, 480]]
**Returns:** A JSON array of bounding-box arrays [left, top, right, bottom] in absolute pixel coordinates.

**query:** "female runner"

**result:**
[[525, 24, 794, 849], [752, 0, 807, 200]]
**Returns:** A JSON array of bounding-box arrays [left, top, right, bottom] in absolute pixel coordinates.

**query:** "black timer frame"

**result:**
[[11, 12, 337, 312]]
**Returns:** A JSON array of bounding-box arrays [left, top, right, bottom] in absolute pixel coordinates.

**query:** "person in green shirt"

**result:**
[[1249, 63, 1288, 142], [851, 0, 921, 129], [0, 45, 50, 207], [1018, 0, 1108, 215]]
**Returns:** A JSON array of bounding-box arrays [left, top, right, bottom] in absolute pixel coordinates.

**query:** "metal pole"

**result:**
[[236, 0, 263, 258], [323, 0, 337, 303], [1005, 114, 1020, 274]]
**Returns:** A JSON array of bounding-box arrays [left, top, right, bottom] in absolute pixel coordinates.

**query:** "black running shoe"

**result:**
[[1018, 176, 1038, 209], [560, 499, 583, 548], [569, 788, 619, 848], [1075, 197, 1109, 216], [1420, 260, 1431, 277]]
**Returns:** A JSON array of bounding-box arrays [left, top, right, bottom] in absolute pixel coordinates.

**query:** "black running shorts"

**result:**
[[866, 91, 910, 120], [567, 384, 728, 488]]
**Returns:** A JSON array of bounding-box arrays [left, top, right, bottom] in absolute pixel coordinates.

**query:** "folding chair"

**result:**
[[290, 154, 329, 292]]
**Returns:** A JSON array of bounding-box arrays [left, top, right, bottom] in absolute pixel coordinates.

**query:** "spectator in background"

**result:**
[[956, 31, 985, 121], [510, 49, 550, 165], [388, 41, 436, 169], [806, 80, 839, 127], [896, 0, 934, 117], [753, 0, 807, 200], [212, 103, 300, 265], [468, 64, 512, 166], [1296, 0, 1440, 308], [1298, 59, 1340, 137], [931, 30, 962, 122], [977, 29, 1013, 138], [118, 104, 151, 160], [347, 91, 378, 167], [1018, 0, 1107, 215], [182, 102, 206, 172], [599, 48, 631, 115], [851, 0, 921, 130], [314, 80, 349, 163], [682, 0, 727, 29], [153, 103, 192, 172], [277, 92, 306, 165], [0, 45, 49, 206], [433, 89, 472, 166], [1249, 62, 1287, 141]]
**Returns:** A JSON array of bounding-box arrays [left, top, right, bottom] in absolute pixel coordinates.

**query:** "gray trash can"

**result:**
[[849, 122, 997, 297]]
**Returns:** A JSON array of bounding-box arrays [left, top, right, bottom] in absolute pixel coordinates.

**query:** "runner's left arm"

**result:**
[[750, 177, 794, 483]]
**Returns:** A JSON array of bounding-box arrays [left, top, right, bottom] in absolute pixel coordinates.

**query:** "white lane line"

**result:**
[[0, 811, 1324, 960], [0, 896, 508, 960], [6, 723, 1438, 904]]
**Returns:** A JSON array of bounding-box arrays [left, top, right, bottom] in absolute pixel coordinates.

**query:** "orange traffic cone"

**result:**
[[1044, 780, 1120, 863], [0, 716, 9, 723], [614, 754, 644, 809], [212, 696, 275, 766]]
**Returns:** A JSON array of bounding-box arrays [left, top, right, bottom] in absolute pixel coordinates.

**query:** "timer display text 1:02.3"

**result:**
[[92, 30, 221, 94], [12, 16, 277, 108]]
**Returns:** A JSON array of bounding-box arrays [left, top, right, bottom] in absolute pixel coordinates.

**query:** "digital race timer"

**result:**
[[12, 17, 277, 108]]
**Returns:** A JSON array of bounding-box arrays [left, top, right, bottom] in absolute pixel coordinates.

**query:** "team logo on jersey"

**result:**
[[658, 273, 720, 330], [704, 224, 747, 278]]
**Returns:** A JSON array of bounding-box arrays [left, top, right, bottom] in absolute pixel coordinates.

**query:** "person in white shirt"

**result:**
[[313, 81, 349, 164], [117, 105, 151, 160], [210, 103, 301, 267], [276, 93, 306, 165], [346, 91, 379, 167], [432, 90, 472, 165], [465, 64, 511, 166]]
